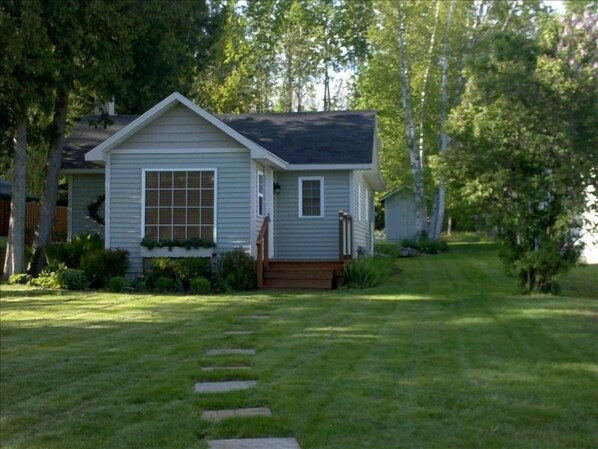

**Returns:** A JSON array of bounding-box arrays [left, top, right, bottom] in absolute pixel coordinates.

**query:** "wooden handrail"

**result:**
[[256, 214, 270, 288], [338, 211, 353, 260]]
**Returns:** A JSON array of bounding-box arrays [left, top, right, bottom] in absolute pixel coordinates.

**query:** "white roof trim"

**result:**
[[85, 92, 287, 169]]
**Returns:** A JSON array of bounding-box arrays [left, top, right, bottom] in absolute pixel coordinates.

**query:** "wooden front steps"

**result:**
[[262, 260, 346, 290]]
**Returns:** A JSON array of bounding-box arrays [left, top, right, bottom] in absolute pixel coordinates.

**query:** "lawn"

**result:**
[[1, 242, 597, 448]]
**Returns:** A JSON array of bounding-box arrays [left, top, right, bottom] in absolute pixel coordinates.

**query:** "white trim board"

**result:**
[[111, 147, 246, 154]]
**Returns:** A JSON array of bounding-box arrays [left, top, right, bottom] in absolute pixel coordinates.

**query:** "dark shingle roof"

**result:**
[[61, 110, 375, 169], [63, 116, 138, 169], [219, 111, 375, 165]]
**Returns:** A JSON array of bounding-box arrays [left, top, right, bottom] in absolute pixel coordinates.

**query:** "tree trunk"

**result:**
[[397, 1, 426, 236], [2, 117, 28, 280], [417, 0, 440, 177], [29, 88, 69, 275], [429, 0, 455, 240]]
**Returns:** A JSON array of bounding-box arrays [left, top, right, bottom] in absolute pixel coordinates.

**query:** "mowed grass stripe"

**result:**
[[1, 243, 597, 449]]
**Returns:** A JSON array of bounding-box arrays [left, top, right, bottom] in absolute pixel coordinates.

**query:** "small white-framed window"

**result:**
[[143, 169, 216, 242], [298, 176, 324, 218], [257, 170, 265, 217]]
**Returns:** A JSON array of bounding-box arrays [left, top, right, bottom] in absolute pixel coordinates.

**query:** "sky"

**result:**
[[543, 0, 567, 14]]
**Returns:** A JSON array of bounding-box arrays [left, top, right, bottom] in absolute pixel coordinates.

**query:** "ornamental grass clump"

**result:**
[[343, 256, 398, 289]]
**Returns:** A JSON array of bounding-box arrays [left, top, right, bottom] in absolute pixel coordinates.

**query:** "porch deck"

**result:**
[[261, 260, 347, 290]]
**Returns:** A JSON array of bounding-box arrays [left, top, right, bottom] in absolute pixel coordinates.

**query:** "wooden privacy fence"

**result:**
[[0, 199, 68, 244]]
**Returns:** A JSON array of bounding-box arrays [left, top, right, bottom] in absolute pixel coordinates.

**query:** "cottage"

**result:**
[[61, 92, 384, 288]]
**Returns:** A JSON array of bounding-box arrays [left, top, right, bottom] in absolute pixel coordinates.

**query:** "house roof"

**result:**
[[218, 111, 376, 165], [62, 95, 377, 170], [63, 116, 137, 169]]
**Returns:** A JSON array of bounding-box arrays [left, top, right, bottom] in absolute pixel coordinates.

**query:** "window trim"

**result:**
[[140, 168, 218, 243], [298, 176, 324, 218], [257, 170, 265, 217]]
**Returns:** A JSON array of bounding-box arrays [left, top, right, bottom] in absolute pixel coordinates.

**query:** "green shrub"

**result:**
[[45, 233, 103, 269], [217, 248, 256, 291], [8, 273, 31, 285], [343, 256, 398, 289], [155, 276, 174, 293], [57, 269, 90, 290], [80, 249, 129, 288], [144, 257, 211, 290], [375, 242, 401, 257], [190, 276, 211, 294], [106, 276, 130, 293], [133, 278, 148, 293], [44, 242, 79, 269], [31, 268, 62, 289], [401, 236, 448, 255]]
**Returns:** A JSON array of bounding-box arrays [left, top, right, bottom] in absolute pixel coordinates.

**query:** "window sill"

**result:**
[[140, 247, 215, 258]]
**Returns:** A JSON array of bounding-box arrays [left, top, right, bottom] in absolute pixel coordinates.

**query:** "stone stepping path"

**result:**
[[201, 366, 251, 372], [194, 380, 257, 394], [198, 315, 302, 448], [207, 438, 301, 449], [201, 407, 272, 422], [206, 349, 256, 356]]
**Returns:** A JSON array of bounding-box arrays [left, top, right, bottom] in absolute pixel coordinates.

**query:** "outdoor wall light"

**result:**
[[273, 182, 281, 195]]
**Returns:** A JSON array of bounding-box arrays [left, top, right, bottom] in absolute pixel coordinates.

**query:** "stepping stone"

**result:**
[[223, 331, 254, 335], [207, 438, 301, 449], [243, 315, 269, 320], [201, 366, 251, 372], [206, 349, 256, 356], [194, 380, 257, 393], [201, 407, 272, 422]]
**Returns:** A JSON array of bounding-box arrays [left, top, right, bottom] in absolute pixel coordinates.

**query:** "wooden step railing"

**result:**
[[256, 214, 270, 288], [339, 211, 353, 260]]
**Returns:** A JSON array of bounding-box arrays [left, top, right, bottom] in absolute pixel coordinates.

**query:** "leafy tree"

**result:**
[[446, 13, 598, 293], [26, 0, 216, 274], [0, 0, 53, 279]]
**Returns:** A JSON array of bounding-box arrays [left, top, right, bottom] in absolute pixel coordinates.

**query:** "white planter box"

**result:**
[[140, 246, 215, 258]]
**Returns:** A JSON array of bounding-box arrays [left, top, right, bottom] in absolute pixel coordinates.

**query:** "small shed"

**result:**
[[381, 187, 417, 242]]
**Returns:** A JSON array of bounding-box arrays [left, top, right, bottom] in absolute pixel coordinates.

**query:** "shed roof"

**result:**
[[62, 110, 376, 169], [381, 186, 415, 202]]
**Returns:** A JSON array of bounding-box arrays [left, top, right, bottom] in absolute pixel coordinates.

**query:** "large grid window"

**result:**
[[299, 177, 324, 217], [144, 170, 215, 241]]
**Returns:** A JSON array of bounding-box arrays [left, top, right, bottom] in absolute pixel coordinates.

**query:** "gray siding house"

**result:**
[[381, 187, 418, 242], [61, 92, 384, 284]]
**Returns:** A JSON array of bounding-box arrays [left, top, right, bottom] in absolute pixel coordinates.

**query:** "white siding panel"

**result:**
[[70, 174, 105, 238], [274, 171, 350, 260]]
